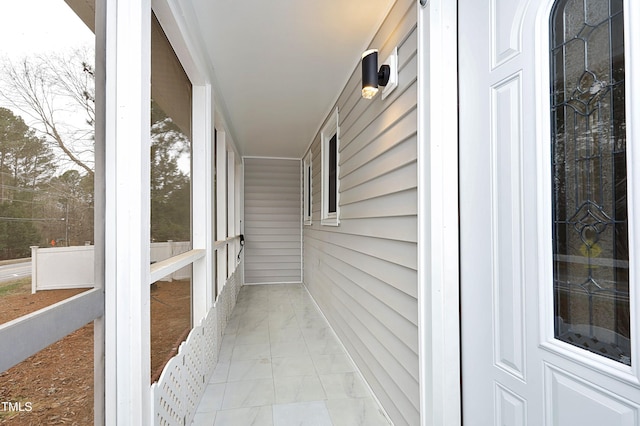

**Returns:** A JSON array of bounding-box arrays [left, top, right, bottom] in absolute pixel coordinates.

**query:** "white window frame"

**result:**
[[321, 107, 340, 226], [303, 150, 313, 225]]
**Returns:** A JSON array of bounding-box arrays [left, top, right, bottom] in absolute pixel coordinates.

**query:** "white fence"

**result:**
[[31, 245, 94, 293], [31, 241, 191, 293]]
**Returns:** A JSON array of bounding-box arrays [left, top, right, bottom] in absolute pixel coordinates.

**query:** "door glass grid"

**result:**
[[550, 0, 630, 365]]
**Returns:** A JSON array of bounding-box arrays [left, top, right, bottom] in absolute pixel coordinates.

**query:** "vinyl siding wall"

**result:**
[[303, 1, 418, 424], [244, 158, 302, 284]]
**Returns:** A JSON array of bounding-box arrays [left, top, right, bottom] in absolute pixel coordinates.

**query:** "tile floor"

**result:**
[[191, 283, 391, 426]]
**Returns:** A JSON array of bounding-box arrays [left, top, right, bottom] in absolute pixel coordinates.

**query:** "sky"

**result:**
[[0, 0, 93, 59], [0, 0, 95, 172]]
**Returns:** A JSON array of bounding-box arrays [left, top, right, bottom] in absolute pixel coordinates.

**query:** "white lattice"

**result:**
[[151, 263, 243, 425], [183, 331, 206, 421], [202, 307, 218, 376], [152, 346, 186, 426]]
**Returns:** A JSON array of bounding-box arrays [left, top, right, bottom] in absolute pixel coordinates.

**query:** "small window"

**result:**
[[303, 151, 312, 225], [321, 108, 339, 226]]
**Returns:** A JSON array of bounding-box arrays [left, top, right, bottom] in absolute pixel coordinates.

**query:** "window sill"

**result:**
[[321, 216, 339, 227]]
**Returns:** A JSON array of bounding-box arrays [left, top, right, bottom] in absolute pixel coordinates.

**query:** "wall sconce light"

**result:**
[[361, 47, 398, 100]]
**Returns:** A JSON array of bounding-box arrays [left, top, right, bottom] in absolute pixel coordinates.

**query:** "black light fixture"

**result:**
[[361, 49, 390, 99], [361, 48, 398, 100]]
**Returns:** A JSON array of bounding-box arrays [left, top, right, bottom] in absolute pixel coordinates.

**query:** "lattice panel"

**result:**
[[152, 265, 243, 425], [182, 328, 207, 421], [152, 349, 186, 426], [202, 307, 218, 376]]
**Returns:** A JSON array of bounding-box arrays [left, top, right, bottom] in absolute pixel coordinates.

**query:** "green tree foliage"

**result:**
[[0, 108, 57, 258], [150, 100, 191, 242], [44, 170, 94, 246], [0, 202, 40, 258]]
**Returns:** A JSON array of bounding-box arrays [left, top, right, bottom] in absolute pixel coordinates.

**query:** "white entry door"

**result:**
[[459, 0, 640, 424]]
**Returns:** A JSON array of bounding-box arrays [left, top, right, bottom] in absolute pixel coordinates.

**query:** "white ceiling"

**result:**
[[189, 0, 394, 158]]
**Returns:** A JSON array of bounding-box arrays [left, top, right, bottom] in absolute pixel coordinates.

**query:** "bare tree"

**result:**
[[0, 48, 95, 176]]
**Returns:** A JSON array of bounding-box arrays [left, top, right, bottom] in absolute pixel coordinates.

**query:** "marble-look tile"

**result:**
[[192, 283, 393, 426], [220, 333, 237, 347], [234, 330, 270, 346], [304, 336, 343, 355], [218, 339, 235, 363], [227, 358, 272, 382], [223, 317, 240, 335], [269, 325, 304, 343], [231, 343, 271, 361], [273, 375, 326, 404], [272, 356, 317, 377], [209, 361, 230, 384], [196, 383, 226, 413], [295, 308, 324, 321], [301, 327, 334, 341], [312, 353, 356, 374], [221, 379, 275, 410], [273, 401, 333, 426], [236, 323, 270, 337], [325, 398, 390, 426], [268, 294, 292, 303], [238, 315, 270, 333], [269, 312, 298, 329], [192, 411, 215, 426], [213, 405, 273, 426], [271, 340, 309, 358], [268, 303, 296, 314], [292, 302, 318, 314], [298, 316, 329, 331], [319, 373, 369, 399]]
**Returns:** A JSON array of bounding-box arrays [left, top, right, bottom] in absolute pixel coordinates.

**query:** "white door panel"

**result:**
[[460, 0, 640, 424]]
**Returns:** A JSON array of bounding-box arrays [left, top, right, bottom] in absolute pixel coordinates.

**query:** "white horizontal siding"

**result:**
[[244, 158, 302, 284], [303, 1, 419, 424]]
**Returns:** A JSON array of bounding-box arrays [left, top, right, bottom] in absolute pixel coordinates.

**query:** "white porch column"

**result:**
[[192, 84, 214, 322], [104, 0, 152, 424], [216, 129, 227, 296], [417, 0, 461, 425]]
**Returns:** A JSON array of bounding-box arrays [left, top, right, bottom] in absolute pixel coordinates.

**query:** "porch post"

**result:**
[[192, 84, 214, 322], [104, 0, 152, 423], [417, 0, 461, 425]]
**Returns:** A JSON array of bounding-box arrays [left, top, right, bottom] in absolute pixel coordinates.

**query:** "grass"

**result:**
[[0, 278, 31, 297]]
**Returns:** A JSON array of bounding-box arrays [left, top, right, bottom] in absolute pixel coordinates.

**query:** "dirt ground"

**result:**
[[0, 278, 190, 425]]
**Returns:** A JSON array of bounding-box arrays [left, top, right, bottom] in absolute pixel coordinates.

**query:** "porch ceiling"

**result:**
[[188, 0, 394, 158]]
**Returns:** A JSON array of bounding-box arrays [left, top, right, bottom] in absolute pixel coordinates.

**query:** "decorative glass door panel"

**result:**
[[550, 0, 630, 365]]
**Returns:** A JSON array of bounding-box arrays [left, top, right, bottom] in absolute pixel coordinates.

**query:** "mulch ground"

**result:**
[[0, 278, 190, 425]]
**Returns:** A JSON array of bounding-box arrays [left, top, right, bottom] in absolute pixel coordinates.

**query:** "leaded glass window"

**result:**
[[550, 0, 629, 365]]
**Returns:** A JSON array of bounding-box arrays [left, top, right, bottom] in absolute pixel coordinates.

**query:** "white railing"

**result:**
[[150, 241, 192, 281]]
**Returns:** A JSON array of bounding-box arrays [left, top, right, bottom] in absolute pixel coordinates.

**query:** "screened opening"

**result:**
[[550, 0, 629, 365], [149, 12, 193, 381], [0, 1, 99, 422]]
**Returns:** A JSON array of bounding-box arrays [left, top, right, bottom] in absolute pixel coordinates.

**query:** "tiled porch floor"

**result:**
[[192, 283, 390, 426]]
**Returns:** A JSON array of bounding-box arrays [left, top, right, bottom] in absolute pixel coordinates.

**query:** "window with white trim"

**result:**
[[303, 151, 312, 225], [321, 108, 339, 226]]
